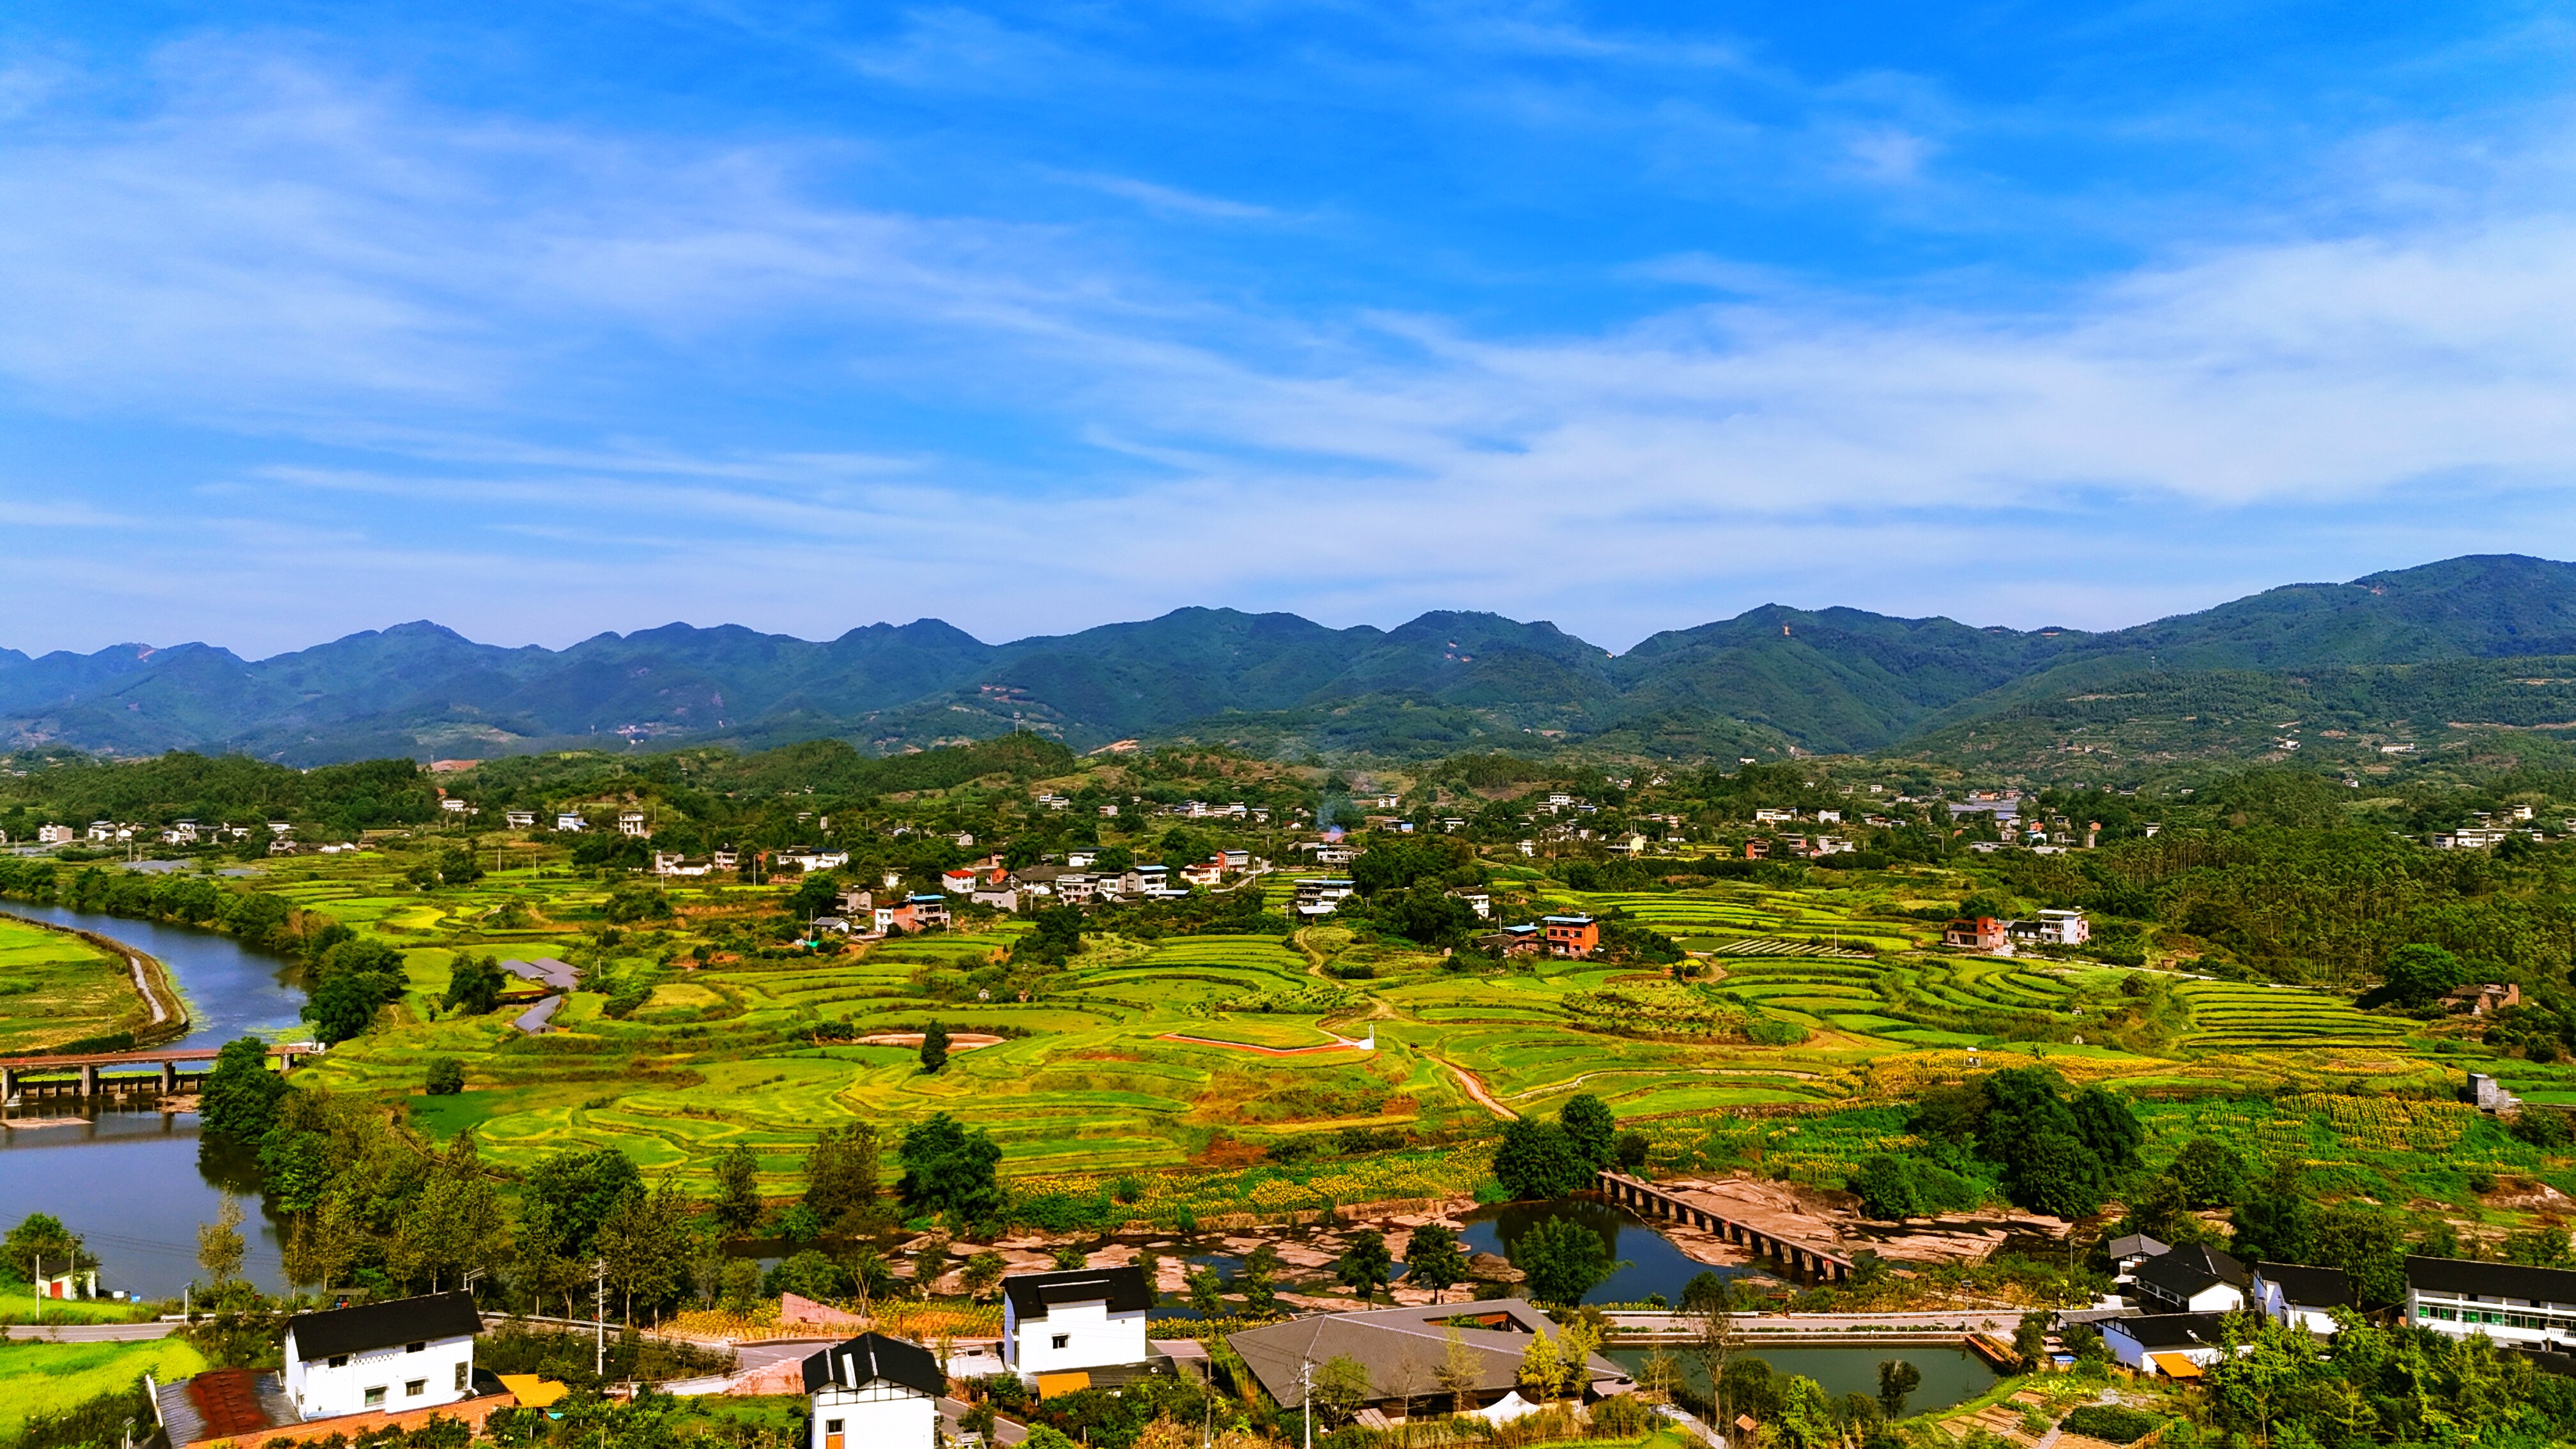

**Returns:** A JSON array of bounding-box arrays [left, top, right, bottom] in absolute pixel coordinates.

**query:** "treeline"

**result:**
[[0, 855, 318, 953], [0, 753, 436, 838]]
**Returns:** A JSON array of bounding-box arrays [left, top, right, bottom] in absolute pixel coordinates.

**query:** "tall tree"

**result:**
[[1558, 1094, 1618, 1169], [714, 1144, 764, 1234], [896, 1114, 1005, 1225], [197, 1199, 246, 1288], [804, 1123, 882, 1228], [1402, 1224, 1468, 1292], [199, 1037, 289, 1140], [1336, 1229, 1393, 1303], [919, 1020, 950, 1075]]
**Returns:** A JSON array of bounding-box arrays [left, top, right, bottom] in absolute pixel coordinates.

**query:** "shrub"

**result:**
[[2062, 1407, 2165, 1444], [1591, 1393, 1654, 1434], [425, 1057, 465, 1096]]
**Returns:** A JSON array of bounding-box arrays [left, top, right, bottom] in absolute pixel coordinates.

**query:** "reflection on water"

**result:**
[[1605, 1344, 1998, 1418], [0, 1112, 288, 1297], [1460, 1198, 1761, 1306], [0, 903, 309, 1297]]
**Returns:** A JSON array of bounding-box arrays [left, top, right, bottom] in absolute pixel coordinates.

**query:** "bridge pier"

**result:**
[[79, 1064, 97, 1094], [162, 1061, 177, 1092]]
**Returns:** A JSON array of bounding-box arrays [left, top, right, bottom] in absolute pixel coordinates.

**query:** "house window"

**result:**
[[825, 1422, 844, 1434], [329, 1354, 349, 1367], [455, 1363, 469, 1392], [406, 1379, 427, 1397], [1051, 1334, 1070, 1350], [408, 1341, 427, 1353], [364, 1387, 387, 1407]]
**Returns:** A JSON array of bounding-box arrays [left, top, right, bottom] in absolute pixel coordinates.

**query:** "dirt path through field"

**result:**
[[1430, 1055, 1517, 1120], [1157, 1032, 1363, 1057]]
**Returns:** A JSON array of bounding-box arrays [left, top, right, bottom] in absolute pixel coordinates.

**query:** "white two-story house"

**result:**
[[1000, 1266, 1153, 1384], [282, 1292, 482, 1420], [2409, 1255, 2576, 1351], [804, 1331, 943, 1449]]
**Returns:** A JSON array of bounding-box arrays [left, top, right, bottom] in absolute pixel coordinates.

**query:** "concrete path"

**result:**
[[6, 1321, 177, 1342]]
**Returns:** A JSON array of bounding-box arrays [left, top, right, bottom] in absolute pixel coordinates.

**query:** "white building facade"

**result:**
[[2409, 1255, 2576, 1350], [803, 1333, 943, 1449], [1000, 1266, 1153, 1379], [280, 1292, 481, 1420]]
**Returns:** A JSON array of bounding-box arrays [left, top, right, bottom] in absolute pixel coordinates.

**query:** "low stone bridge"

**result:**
[[1597, 1169, 1857, 1283], [1, 1042, 318, 1103]]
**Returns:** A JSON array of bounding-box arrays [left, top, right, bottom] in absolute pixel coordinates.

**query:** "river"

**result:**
[[0, 903, 305, 1298]]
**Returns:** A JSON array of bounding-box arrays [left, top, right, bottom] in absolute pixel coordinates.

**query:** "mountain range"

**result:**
[[13, 554, 2576, 770]]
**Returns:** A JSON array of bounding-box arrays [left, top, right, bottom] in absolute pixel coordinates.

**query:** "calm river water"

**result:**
[[0, 904, 305, 1296]]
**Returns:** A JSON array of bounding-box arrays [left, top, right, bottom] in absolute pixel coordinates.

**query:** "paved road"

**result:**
[[6, 1321, 178, 1342]]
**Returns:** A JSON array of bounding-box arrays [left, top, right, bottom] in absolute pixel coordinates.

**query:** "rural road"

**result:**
[[6, 1321, 177, 1342]]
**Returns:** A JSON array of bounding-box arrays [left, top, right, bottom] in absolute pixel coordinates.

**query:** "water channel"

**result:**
[[0, 904, 304, 1297]]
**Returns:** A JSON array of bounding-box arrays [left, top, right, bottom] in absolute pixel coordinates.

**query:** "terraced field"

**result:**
[[0, 913, 151, 1053], [261, 854, 2494, 1199]]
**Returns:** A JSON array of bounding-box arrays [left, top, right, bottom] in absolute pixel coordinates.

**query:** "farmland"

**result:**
[[0, 913, 151, 1054], [203, 838, 2540, 1227]]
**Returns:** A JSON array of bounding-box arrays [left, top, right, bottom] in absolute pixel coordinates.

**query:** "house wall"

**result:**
[[1007, 1300, 1149, 1376], [283, 1330, 474, 1420], [811, 1383, 937, 1449], [2411, 1289, 2576, 1346]]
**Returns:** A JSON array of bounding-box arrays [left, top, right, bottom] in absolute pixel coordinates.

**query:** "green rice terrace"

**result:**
[[222, 845, 2539, 1222]]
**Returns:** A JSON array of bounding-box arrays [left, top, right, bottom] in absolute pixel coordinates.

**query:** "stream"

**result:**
[[0, 903, 306, 1297]]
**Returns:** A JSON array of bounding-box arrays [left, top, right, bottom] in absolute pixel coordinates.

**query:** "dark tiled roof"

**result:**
[[2407, 1255, 2576, 1304], [2135, 1249, 2241, 1302], [2106, 1311, 2237, 1349], [286, 1292, 482, 1360], [800, 1333, 946, 1399], [2256, 1262, 2355, 1309], [1230, 1301, 1630, 1409], [1001, 1266, 1153, 1321]]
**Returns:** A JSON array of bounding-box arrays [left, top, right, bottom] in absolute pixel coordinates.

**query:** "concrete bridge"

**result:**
[[1597, 1169, 1857, 1283], [1, 1042, 318, 1103]]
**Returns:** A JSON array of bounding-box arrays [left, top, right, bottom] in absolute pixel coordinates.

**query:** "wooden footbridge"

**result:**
[[1596, 1169, 1858, 1283], [1, 1042, 318, 1103]]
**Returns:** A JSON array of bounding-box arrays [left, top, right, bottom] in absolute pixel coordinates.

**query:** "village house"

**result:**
[[1942, 916, 2008, 953], [439, 798, 470, 815], [617, 812, 650, 838], [1229, 1301, 1633, 1425], [504, 810, 535, 829], [1179, 858, 1225, 887], [1542, 914, 1598, 958], [1479, 924, 1544, 956], [2131, 1243, 2248, 1314], [1000, 1266, 1154, 1388], [1742, 838, 1770, 861], [2408, 1255, 2576, 1349], [1293, 878, 1356, 919], [280, 1292, 482, 1419], [2446, 982, 2522, 1016], [2101, 1312, 2240, 1378], [651, 853, 714, 877], [712, 848, 740, 871], [554, 812, 586, 832], [940, 868, 978, 894], [2006, 910, 2090, 948], [778, 848, 850, 873], [37, 824, 75, 845], [803, 1333, 943, 1449], [1449, 889, 1491, 919], [875, 895, 952, 933], [2253, 1262, 2355, 1332]]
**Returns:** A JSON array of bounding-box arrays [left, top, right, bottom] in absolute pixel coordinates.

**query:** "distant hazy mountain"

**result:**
[[8, 554, 2576, 765]]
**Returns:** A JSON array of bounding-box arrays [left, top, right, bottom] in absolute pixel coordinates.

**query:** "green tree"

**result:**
[[1401, 1223, 1468, 1291], [2069, 1086, 2143, 1171], [896, 1113, 1006, 1224], [1771, 1375, 1841, 1449], [713, 1144, 763, 1233], [523, 1146, 645, 1262], [3, 1214, 95, 1280], [1851, 1156, 1924, 1221], [2364, 942, 2467, 1009], [424, 1057, 465, 1096], [1312, 1354, 1374, 1425], [199, 1037, 289, 1140], [1558, 1093, 1618, 1169], [1337, 1229, 1393, 1303], [1510, 1215, 1614, 1306], [2007, 1131, 2107, 1220], [1185, 1265, 1225, 1314], [804, 1123, 882, 1228], [919, 1020, 949, 1075], [196, 1199, 246, 1287], [960, 1251, 1006, 1301], [1491, 1119, 1590, 1200], [441, 954, 507, 1015], [2169, 1137, 2250, 1208]]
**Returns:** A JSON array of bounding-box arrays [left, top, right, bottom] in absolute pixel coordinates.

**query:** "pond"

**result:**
[[1460, 1197, 1763, 1306], [1604, 1344, 1999, 1418], [0, 903, 309, 1298]]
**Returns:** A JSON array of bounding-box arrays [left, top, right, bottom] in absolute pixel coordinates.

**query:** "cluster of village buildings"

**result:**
[[144, 1264, 1638, 1449]]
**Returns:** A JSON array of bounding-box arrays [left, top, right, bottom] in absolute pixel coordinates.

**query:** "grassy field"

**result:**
[[0, 1338, 205, 1438], [0, 914, 149, 1054], [85, 841, 2556, 1221]]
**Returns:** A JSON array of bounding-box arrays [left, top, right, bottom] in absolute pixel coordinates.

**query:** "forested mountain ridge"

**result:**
[[8, 555, 2576, 766]]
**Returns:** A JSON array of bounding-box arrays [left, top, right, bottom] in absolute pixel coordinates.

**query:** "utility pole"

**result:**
[[594, 1259, 608, 1378], [1301, 1358, 1314, 1449]]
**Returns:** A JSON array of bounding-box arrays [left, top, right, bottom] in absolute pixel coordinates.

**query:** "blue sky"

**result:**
[[6, 1, 2576, 657]]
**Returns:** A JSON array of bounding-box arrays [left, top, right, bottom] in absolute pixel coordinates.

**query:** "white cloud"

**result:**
[[4, 40, 2576, 656]]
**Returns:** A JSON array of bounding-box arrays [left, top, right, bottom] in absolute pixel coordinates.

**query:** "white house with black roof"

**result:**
[[2133, 1243, 2248, 1314], [2101, 1310, 2242, 1377], [2253, 1262, 2355, 1333], [1000, 1265, 1153, 1381], [281, 1291, 482, 1420], [2408, 1255, 2576, 1350], [802, 1332, 944, 1449]]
